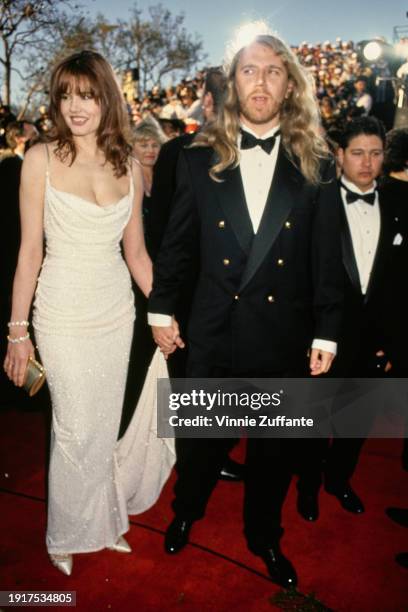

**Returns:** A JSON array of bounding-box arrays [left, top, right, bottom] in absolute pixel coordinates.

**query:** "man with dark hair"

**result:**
[[148, 33, 343, 587], [148, 67, 226, 258], [320, 116, 404, 513], [146, 67, 243, 482], [201, 66, 227, 116]]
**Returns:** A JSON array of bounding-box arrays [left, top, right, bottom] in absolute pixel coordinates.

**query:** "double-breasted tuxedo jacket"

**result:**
[[331, 191, 403, 377], [149, 143, 344, 376]]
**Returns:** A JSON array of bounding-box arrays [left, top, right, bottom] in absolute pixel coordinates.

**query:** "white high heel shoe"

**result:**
[[108, 535, 132, 553], [49, 554, 73, 576]]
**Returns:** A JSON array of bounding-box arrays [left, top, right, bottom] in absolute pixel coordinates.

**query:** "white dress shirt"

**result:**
[[239, 124, 281, 233], [340, 176, 380, 295], [149, 124, 337, 356]]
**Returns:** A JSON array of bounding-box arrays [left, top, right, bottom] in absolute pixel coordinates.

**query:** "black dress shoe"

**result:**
[[164, 517, 193, 554], [396, 552, 408, 569], [297, 491, 319, 521], [218, 457, 245, 482], [325, 485, 364, 514], [386, 507, 408, 528], [256, 547, 298, 589]]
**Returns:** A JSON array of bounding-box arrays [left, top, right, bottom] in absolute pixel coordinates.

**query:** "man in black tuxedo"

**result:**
[[148, 67, 227, 258], [0, 121, 37, 304], [148, 34, 343, 587], [322, 117, 403, 514], [0, 122, 29, 405]]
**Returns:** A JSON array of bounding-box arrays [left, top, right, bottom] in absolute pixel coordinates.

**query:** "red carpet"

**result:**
[[1, 407, 407, 611]]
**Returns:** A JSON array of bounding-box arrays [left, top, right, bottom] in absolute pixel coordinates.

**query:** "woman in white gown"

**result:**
[[3, 50, 174, 576]]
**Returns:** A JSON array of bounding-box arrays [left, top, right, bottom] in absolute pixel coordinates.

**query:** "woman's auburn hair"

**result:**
[[193, 35, 328, 185], [47, 50, 132, 177]]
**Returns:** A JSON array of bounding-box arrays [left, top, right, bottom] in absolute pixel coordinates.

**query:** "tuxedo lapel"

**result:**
[[340, 205, 361, 294], [238, 147, 300, 292], [212, 164, 254, 255]]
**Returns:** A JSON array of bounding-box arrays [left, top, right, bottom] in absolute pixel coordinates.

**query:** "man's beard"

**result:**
[[239, 97, 281, 126]]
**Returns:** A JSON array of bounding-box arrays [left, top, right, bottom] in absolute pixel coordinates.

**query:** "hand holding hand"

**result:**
[[152, 318, 185, 359], [376, 350, 392, 373], [309, 348, 334, 376]]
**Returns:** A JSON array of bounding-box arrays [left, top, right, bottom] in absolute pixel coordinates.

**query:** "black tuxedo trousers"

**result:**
[[171, 362, 325, 550]]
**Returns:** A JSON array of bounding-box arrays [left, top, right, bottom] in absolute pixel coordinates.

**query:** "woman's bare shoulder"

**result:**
[[23, 142, 48, 172], [129, 155, 143, 184], [130, 155, 142, 174]]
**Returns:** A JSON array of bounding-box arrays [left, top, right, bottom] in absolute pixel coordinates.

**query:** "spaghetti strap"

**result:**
[[129, 158, 136, 201], [44, 143, 50, 179]]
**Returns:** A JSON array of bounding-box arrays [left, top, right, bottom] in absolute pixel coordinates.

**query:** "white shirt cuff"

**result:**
[[148, 312, 173, 327], [312, 338, 337, 356]]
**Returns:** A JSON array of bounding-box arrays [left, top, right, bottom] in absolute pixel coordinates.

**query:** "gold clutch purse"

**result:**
[[23, 357, 46, 396]]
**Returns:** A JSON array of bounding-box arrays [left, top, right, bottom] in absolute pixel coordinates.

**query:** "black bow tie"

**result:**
[[341, 183, 376, 205], [240, 129, 280, 155]]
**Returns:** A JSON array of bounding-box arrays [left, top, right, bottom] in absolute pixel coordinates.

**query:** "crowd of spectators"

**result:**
[[0, 36, 402, 159], [120, 37, 397, 137]]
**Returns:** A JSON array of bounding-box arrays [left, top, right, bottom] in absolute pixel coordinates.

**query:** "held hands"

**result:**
[[4, 338, 35, 387], [309, 348, 335, 376], [152, 318, 185, 359], [376, 350, 392, 373]]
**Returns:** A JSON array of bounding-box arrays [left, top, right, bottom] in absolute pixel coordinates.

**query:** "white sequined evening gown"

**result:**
[[33, 159, 175, 555]]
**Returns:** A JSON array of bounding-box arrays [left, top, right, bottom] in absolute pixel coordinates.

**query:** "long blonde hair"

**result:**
[[193, 35, 327, 184]]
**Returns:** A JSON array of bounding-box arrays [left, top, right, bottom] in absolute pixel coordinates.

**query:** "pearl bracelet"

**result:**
[[8, 320, 29, 328], [7, 332, 30, 344]]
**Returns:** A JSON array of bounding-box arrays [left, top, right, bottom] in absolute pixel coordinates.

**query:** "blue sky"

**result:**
[[87, 0, 407, 65]]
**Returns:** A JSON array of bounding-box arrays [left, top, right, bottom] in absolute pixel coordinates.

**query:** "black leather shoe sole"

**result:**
[[255, 549, 298, 589], [218, 458, 245, 482], [325, 486, 364, 514], [164, 518, 193, 554]]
